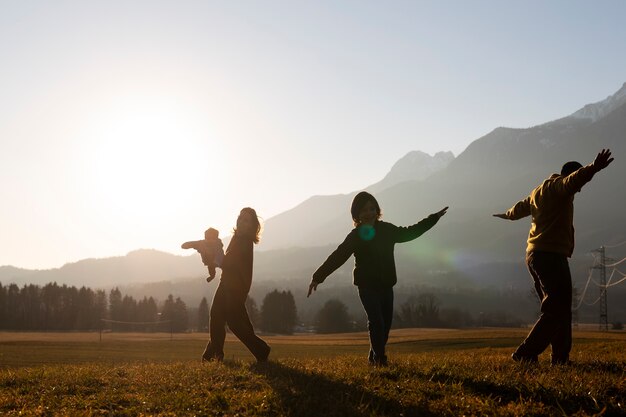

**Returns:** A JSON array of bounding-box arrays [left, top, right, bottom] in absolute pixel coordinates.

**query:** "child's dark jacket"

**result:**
[[312, 216, 440, 289]]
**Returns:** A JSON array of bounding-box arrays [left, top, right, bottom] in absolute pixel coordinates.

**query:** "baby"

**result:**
[[181, 227, 225, 283]]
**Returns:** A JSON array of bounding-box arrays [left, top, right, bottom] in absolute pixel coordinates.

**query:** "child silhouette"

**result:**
[[182, 227, 225, 283]]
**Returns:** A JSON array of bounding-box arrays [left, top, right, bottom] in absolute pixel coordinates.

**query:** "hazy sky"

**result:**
[[2, 1, 626, 269]]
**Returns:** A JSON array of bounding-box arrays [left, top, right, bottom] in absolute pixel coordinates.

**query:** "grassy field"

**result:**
[[1, 328, 625, 416]]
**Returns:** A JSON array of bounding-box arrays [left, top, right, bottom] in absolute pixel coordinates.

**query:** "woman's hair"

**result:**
[[234, 207, 262, 244], [350, 191, 381, 226]]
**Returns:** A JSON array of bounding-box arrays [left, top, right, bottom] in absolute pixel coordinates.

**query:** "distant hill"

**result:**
[[2, 83, 626, 295], [260, 82, 626, 264], [259, 150, 455, 251], [367, 150, 454, 193], [0, 249, 207, 288]]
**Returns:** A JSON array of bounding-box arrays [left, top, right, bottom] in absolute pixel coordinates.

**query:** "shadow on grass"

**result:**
[[246, 361, 436, 417], [571, 359, 626, 375], [424, 363, 621, 415]]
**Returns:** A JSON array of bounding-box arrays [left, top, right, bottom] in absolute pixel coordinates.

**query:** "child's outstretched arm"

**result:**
[[181, 240, 204, 250], [433, 206, 448, 218], [307, 282, 319, 298], [307, 232, 356, 297], [394, 206, 448, 243]]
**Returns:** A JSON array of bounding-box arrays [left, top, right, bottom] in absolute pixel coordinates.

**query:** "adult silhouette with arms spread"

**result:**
[[202, 207, 270, 363], [308, 191, 448, 366], [494, 149, 614, 365]]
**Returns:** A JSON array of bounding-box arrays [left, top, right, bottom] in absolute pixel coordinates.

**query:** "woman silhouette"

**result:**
[[202, 207, 270, 362]]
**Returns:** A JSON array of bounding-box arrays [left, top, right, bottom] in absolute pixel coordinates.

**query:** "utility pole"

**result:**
[[592, 246, 609, 331]]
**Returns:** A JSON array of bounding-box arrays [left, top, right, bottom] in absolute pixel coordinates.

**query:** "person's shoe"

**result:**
[[369, 354, 388, 367], [511, 352, 538, 363], [201, 351, 224, 363], [551, 358, 572, 366], [257, 345, 271, 363], [368, 351, 375, 366]]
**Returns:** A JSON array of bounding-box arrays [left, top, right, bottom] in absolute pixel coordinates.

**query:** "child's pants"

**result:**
[[358, 286, 394, 363]]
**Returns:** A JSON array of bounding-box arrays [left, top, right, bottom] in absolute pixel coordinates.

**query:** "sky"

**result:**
[[1, 1, 626, 270]]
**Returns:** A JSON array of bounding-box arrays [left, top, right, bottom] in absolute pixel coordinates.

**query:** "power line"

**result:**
[[604, 269, 626, 288], [577, 245, 626, 329], [591, 246, 609, 331], [582, 293, 604, 307], [589, 264, 621, 287], [580, 268, 626, 302], [573, 266, 596, 311], [100, 319, 171, 325], [613, 268, 626, 277], [601, 256, 626, 267], [590, 273, 606, 288], [577, 244, 626, 329]]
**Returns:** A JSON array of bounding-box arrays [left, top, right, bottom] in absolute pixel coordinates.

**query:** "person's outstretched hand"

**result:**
[[492, 213, 508, 219], [592, 149, 614, 172], [307, 282, 318, 298], [433, 206, 449, 219]]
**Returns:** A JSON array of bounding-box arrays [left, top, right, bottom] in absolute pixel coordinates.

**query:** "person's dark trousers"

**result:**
[[514, 251, 572, 364], [203, 282, 270, 362], [358, 286, 394, 364]]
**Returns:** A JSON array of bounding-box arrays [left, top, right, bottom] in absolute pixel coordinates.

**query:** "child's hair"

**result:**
[[350, 191, 381, 226], [204, 228, 219, 240], [235, 207, 262, 244]]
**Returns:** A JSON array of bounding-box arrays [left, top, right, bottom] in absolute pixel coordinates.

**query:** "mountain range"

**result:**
[[259, 83, 626, 273], [2, 83, 626, 296]]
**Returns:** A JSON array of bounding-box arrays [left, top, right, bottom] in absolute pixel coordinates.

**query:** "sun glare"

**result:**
[[77, 94, 222, 231]]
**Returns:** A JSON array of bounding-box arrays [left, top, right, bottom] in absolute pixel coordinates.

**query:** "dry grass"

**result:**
[[2, 327, 621, 343], [1, 329, 624, 416]]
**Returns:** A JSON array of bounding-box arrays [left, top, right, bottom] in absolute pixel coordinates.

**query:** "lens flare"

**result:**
[[402, 242, 493, 271], [358, 224, 376, 241]]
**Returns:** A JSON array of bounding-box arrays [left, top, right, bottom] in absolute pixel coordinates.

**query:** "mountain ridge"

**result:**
[[2, 83, 625, 293]]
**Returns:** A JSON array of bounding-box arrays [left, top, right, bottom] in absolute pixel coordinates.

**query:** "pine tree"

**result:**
[[197, 297, 209, 332], [260, 290, 298, 334], [0, 283, 6, 329], [161, 294, 189, 333], [137, 296, 159, 331], [315, 299, 352, 333], [173, 297, 189, 332], [109, 288, 123, 331]]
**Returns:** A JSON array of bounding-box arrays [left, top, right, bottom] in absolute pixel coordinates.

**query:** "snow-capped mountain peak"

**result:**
[[569, 82, 626, 122]]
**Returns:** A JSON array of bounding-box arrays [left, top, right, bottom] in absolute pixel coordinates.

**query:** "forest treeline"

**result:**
[[0, 282, 301, 333], [0, 282, 525, 333], [0, 282, 191, 332]]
